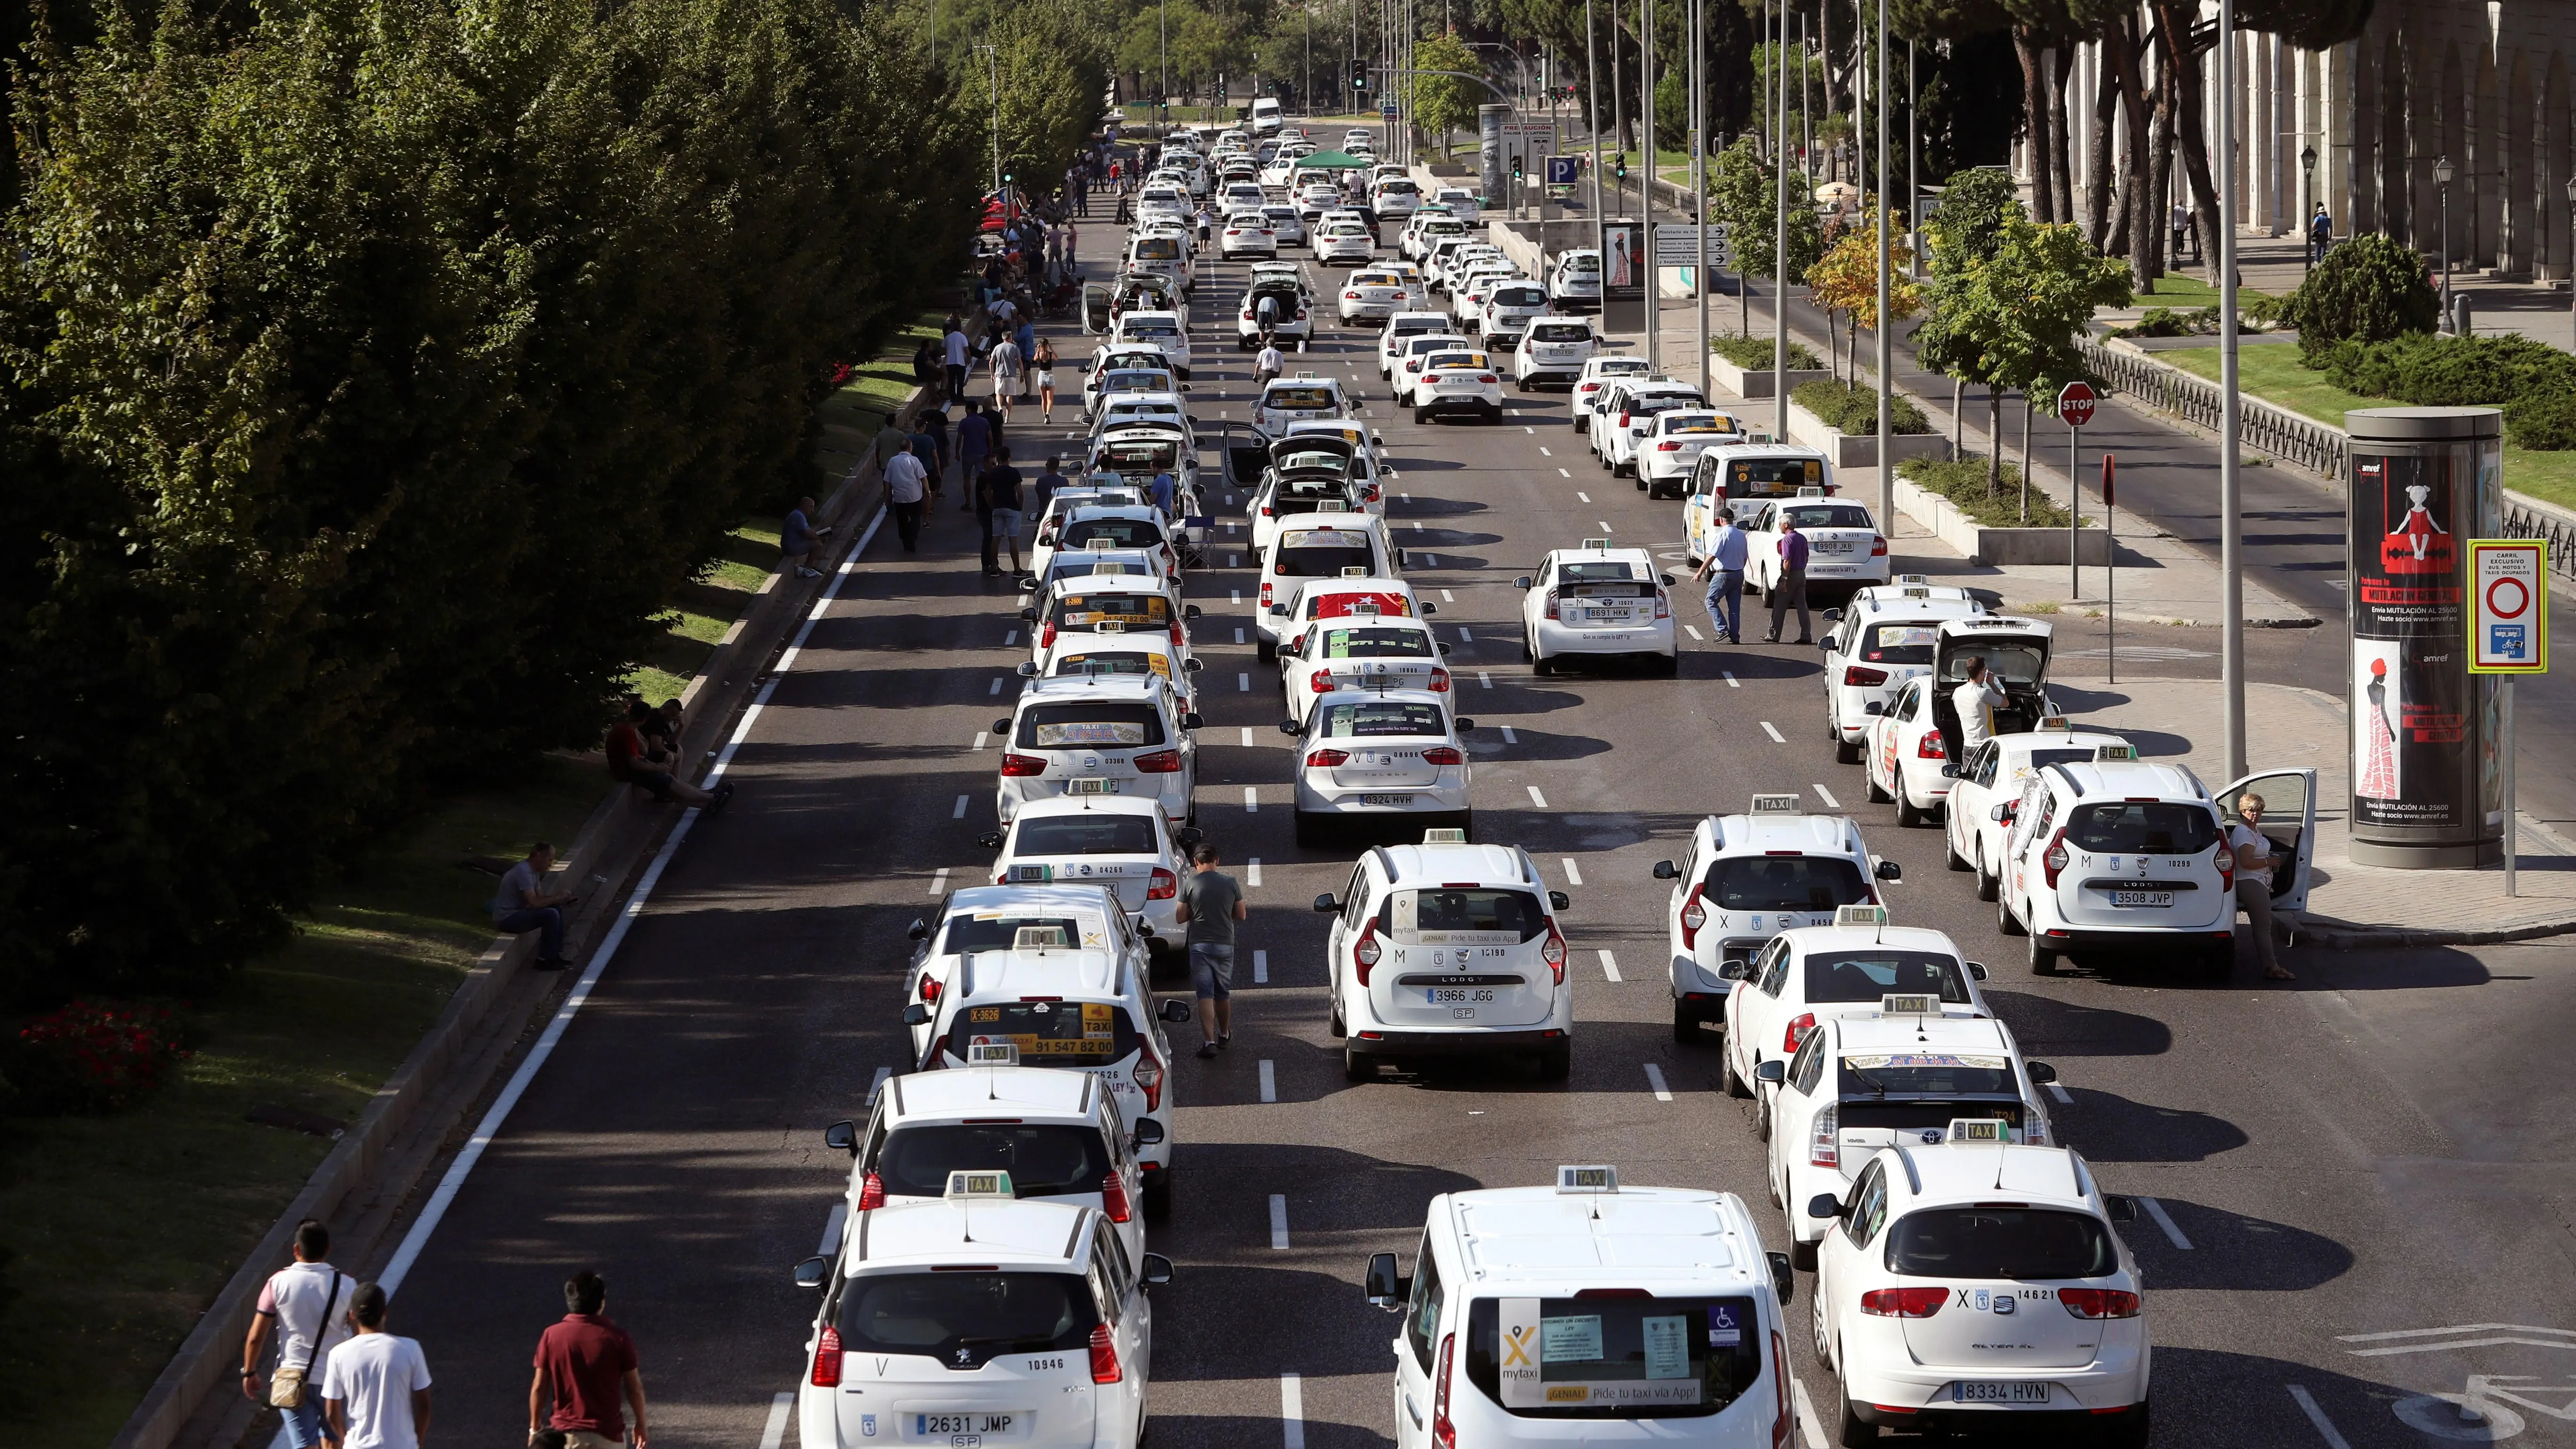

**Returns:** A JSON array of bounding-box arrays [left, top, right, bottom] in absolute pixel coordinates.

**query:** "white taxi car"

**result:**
[[1124, 229, 1194, 295], [1710, 914, 1990, 1068], [1280, 611, 1448, 724], [1408, 348, 1505, 425], [1249, 472, 1365, 555], [1569, 354, 1650, 431], [1400, 213, 1470, 260], [1683, 445, 1838, 536], [993, 674, 1200, 829], [791, 1189, 1175, 1449], [1253, 374, 1349, 440], [1369, 175, 1422, 219], [1271, 575, 1434, 660], [1743, 497, 1890, 598], [896, 886, 1143, 1064], [1816, 583, 1988, 762], [1338, 267, 1416, 325], [1635, 409, 1746, 499], [1511, 318, 1598, 389], [1315, 216, 1376, 265], [1390, 332, 1474, 401], [1019, 635, 1203, 721], [1593, 379, 1708, 475], [1255, 512, 1402, 660], [821, 1061, 1156, 1268], [1946, 730, 2136, 899], [1082, 368, 1180, 423], [1108, 310, 1191, 378], [1236, 274, 1313, 348], [1020, 571, 1197, 672], [1548, 248, 1605, 310], [1808, 1144, 2148, 1447], [1377, 312, 1457, 378], [1218, 209, 1278, 258], [978, 795, 1199, 964], [1475, 280, 1551, 347], [1759, 1007, 2059, 1268], [1860, 675, 1965, 829], [1514, 541, 1677, 675], [1430, 185, 1483, 220], [1261, 204, 1307, 246], [1314, 835, 1575, 1080], [1448, 263, 1521, 330], [1285, 690, 1476, 844], [1361, 1168, 1798, 1449]]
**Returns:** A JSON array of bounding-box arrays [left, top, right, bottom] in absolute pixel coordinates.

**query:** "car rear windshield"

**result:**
[[1493, 286, 1547, 305], [1559, 561, 1640, 583], [1121, 321, 1179, 338], [1803, 950, 1972, 1004], [1318, 700, 1447, 739], [1320, 626, 1433, 658], [1780, 504, 1874, 529], [1355, 272, 1403, 286], [1132, 238, 1180, 259], [1276, 538, 1377, 575], [1727, 458, 1826, 490], [1102, 371, 1172, 393], [950, 999, 1138, 1066], [1528, 322, 1590, 342], [1384, 888, 1546, 943], [1392, 318, 1444, 336], [1885, 1208, 2118, 1280], [1047, 649, 1169, 683], [1275, 450, 1352, 478], [1425, 353, 1486, 370], [1012, 813, 1160, 856], [1050, 592, 1169, 627], [1592, 358, 1648, 374], [1015, 702, 1167, 750], [1061, 516, 1165, 549], [1463, 1296, 1763, 1418], [837, 1271, 1098, 1369], [1627, 393, 1701, 414], [1266, 386, 1337, 410], [1378, 179, 1418, 193], [1939, 642, 2045, 684], [1563, 254, 1603, 272], [877, 1123, 1114, 1199], [2066, 802, 2219, 855], [1663, 414, 1736, 435], [1838, 1052, 2017, 1095], [1704, 855, 1872, 911], [1860, 623, 1940, 663], [1839, 1098, 2025, 1134], [939, 913, 1092, 955]]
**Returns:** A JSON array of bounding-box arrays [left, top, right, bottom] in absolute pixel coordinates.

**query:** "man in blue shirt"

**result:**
[[1032, 456, 1067, 515], [1692, 510, 1750, 644], [956, 404, 993, 513], [1149, 470, 1176, 519]]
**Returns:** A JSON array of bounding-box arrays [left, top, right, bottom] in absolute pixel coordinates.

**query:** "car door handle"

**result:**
[[1404, 1393, 1425, 1428]]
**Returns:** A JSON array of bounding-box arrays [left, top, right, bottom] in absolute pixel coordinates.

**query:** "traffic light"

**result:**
[[1512, 158, 1524, 182], [1353, 71, 1368, 92], [1614, 156, 1628, 181], [1215, 75, 1228, 101]]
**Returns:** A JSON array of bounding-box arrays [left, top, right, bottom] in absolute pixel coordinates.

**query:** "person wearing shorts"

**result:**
[[1173, 843, 1247, 1057], [1033, 337, 1059, 424]]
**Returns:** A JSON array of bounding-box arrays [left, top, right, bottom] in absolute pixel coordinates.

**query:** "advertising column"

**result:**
[[1478, 104, 1508, 210], [2345, 408, 2504, 867]]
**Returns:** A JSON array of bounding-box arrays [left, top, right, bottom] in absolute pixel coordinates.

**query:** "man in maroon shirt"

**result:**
[[530, 1272, 648, 1449]]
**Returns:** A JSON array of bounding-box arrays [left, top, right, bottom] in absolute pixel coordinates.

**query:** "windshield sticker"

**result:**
[[1640, 1316, 1691, 1380], [1032, 722, 1146, 747], [1541, 1316, 1605, 1362], [1842, 1053, 2009, 1070], [1876, 626, 1940, 649]]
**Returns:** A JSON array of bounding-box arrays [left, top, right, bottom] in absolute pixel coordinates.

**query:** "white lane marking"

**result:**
[[928, 866, 950, 896], [1723, 671, 1740, 687], [972, 731, 989, 750], [952, 794, 969, 819], [1576, 491, 1592, 503], [1597, 520, 1614, 533], [1478, 671, 1493, 689], [1643, 1063, 1673, 1102], [1419, 553, 1438, 567], [1233, 554, 1243, 567], [1239, 672, 1253, 692], [1812, 783, 1841, 808], [1527, 785, 1549, 808], [1241, 726, 1255, 747], [1791, 1373, 1829, 1449], [818, 1202, 847, 1256], [2140, 1196, 2195, 1249], [1232, 589, 1242, 603], [1562, 859, 1584, 886], [759, 1391, 794, 1449], [1280, 1373, 1307, 1449], [1270, 1193, 1291, 1248], [1248, 858, 1264, 886], [1441, 589, 1456, 602], [1260, 1060, 1278, 1102], [1523, 425, 1535, 434], [1761, 721, 1785, 743], [1244, 786, 1260, 813], [1539, 446, 1553, 456], [1598, 950, 1622, 982], [988, 677, 1004, 694], [2046, 1080, 2074, 1104], [866, 1065, 891, 1105], [1254, 949, 1270, 983], [1459, 626, 1474, 642], [1683, 623, 1704, 640], [1501, 725, 1520, 744], [2286, 1386, 2353, 1449], [1003, 629, 1018, 646], [1235, 627, 1247, 643], [1559, 467, 1571, 477]]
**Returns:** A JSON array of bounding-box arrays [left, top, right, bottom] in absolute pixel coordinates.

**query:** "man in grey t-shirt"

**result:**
[[1172, 843, 1248, 1058]]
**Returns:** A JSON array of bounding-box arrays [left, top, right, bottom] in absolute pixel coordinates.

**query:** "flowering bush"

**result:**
[[10, 1000, 193, 1112]]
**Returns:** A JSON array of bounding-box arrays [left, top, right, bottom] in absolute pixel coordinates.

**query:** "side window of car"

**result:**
[[1344, 863, 1374, 930], [1757, 938, 1793, 996], [1403, 1236, 1445, 1370], [1788, 1028, 1827, 1093], [1087, 1256, 1122, 1327], [1841, 1162, 1882, 1244], [1096, 1223, 1135, 1307], [1977, 745, 2001, 788]]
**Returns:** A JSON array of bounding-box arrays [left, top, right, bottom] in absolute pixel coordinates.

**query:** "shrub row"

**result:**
[[2319, 333, 2576, 450], [1792, 380, 1934, 435], [1709, 332, 1826, 371], [1899, 455, 2077, 529]]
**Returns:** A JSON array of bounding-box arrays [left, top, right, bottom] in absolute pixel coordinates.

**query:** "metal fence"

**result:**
[[2077, 338, 2350, 480], [2500, 498, 2576, 580]]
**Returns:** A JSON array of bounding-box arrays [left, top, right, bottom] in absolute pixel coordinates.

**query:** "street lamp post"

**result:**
[[975, 43, 1001, 198], [2300, 143, 2318, 270], [1875, 0, 1891, 533], [1773, 0, 1789, 442], [1693, 0, 1709, 397], [2436, 154, 2455, 330], [1640, 0, 1656, 371], [1587, 0, 1607, 299], [2565, 175, 2576, 338], [2217, 0, 2245, 779]]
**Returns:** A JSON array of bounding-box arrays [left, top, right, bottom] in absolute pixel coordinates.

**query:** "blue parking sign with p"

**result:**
[[1546, 156, 1579, 185]]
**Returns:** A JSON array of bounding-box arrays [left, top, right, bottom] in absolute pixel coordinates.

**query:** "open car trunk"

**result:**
[[1932, 623, 2055, 759]]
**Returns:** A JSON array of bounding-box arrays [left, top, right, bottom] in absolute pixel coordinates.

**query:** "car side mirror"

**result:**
[[1991, 804, 2016, 823], [1718, 959, 1751, 981], [1158, 998, 1195, 1023], [2027, 1061, 2058, 1085], [1016, 662, 1038, 678], [1822, 607, 1845, 622], [1452, 718, 1475, 732], [1658, 573, 1677, 587], [1418, 600, 1439, 614], [1652, 860, 1678, 879], [1184, 604, 1203, 620], [1134, 917, 1157, 937], [1767, 1250, 1797, 1304], [1755, 1060, 1786, 1084], [902, 1003, 932, 1026], [1364, 1252, 1410, 1310], [1140, 1253, 1176, 1287], [1966, 961, 1989, 981], [1312, 893, 1339, 913], [1019, 607, 1038, 622], [794, 1256, 832, 1290], [1548, 891, 1570, 911], [1875, 860, 1903, 881], [978, 830, 1004, 850], [2105, 1194, 2142, 1224], [1185, 657, 1205, 672], [907, 918, 930, 941], [1175, 828, 1205, 851], [1183, 712, 1205, 730], [1807, 1192, 1847, 1222], [1270, 604, 1289, 615], [1819, 638, 1834, 650], [1017, 578, 1040, 593], [1513, 575, 1533, 589], [1132, 1118, 1166, 1147], [993, 717, 1013, 734], [1864, 702, 1884, 715], [824, 1119, 859, 1154]]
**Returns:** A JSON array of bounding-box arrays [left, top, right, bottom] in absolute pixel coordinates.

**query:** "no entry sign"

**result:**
[[2057, 380, 2098, 428], [2469, 539, 2550, 673]]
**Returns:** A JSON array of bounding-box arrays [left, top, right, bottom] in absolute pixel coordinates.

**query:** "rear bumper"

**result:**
[[1416, 394, 1502, 417], [2030, 923, 2235, 950], [1534, 619, 1676, 656], [1348, 1027, 1570, 1057], [1294, 782, 1472, 815]]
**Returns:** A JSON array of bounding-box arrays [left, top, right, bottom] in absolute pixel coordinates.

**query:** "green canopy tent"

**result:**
[[1291, 150, 1370, 170]]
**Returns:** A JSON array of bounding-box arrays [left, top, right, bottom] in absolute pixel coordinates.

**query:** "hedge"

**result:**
[[1791, 380, 1933, 435], [1710, 332, 1826, 371], [2319, 333, 2576, 450]]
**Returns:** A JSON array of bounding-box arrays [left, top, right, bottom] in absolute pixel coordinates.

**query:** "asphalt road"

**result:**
[[373, 221, 2576, 1449]]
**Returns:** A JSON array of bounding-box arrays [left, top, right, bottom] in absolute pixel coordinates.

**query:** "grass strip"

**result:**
[[1901, 454, 2080, 529]]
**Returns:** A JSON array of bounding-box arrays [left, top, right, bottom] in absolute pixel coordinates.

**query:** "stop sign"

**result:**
[[2057, 380, 2098, 428]]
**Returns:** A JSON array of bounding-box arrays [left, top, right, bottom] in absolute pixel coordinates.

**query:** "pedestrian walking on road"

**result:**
[[1032, 455, 1067, 516], [1763, 517, 1812, 644], [2230, 795, 2296, 981], [942, 318, 971, 399], [319, 1283, 432, 1449], [1034, 337, 1060, 423], [490, 842, 579, 969], [1014, 319, 1038, 399], [914, 409, 949, 499], [957, 403, 994, 510], [242, 1220, 351, 1449], [979, 447, 1026, 576], [530, 1271, 649, 1449], [1173, 843, 1247, 1057], [988, 334, 1024, 420], [886, 444, 929, 553], [1692, 513, 1748, 644]]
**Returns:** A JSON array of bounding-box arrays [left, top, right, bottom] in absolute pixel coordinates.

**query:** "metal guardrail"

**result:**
[[2499, 498, 2576, 581]]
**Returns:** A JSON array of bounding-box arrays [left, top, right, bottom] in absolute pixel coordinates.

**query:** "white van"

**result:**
[[1249, 97, 1284, 135], [1362, 1166, 1797, 1449]]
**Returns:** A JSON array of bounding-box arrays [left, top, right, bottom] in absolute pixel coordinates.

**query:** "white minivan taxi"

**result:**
[[1361, 1167, 1797, 1449], [1817, 584, 1988, 764], [979, 795, 1199, 967], [994, 674, 1200, 829]]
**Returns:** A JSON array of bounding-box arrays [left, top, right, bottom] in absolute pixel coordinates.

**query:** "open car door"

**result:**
[[2215, 768, 2318, 914], [1080, 282, 1112, 334], [1209, 419, 1272, 498]]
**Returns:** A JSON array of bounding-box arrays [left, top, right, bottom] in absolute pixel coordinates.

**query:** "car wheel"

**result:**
[[1833, 733, 1860, 765], [1328, 996, 1347, 1038], [2106, 1402, 2152, 1449], [1997, 888, 2026, 935], [1634, 473, 1647, 491], [1517, 377, 1530, 393], [1672, 1002, 1699, 1045], [1975, 849, 2000, 902], [1865, 769, 1891, 804], [1343, 1045, 1377, 1082], [1294, 811, 1324, 848], [1537, 1046, 1571, 1082], [1896, 789, 1925, 829], [1532, 651, 1554, 677], [1655, 651, 1680, 677], [1723, 1048, 1752, 1099], [1413, 407, 1428, 425], [1142, 1169, 1173, 1221], [2030, 933, 2060, 975], [1256, 641, 1277, 664], [1835, 1396, 1875, 1449], [1812, 1292, 1835, 1370], [1754, 1090, 1772, 1142]]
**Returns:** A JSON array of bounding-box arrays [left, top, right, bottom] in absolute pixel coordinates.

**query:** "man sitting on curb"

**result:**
[[491, 843, 580, 970], [606, 700, 733, 814]]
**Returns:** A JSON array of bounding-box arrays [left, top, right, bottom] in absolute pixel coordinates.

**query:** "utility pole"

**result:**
[[1875, 0, 1891, 531], [1774, 0, 1790, 442], [1692, 0, 1708, 397], [1640, 0, 1656, 370], [1587, 0, 1607, 290], [2217, 0, 2246, 777], [975, 43, 1000, 197], [1907, 40, 1919, 279], [1159, 0, 1169, 136]]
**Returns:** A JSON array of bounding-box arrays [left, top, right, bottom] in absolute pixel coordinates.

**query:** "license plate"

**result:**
[[1361, 793, 1414, 806], [1429, 989, 1497, 1003], [2109, 890, 2173, 907], [1951, 1383, 2052, 1405], [1817, 540, 1854, 553], [910, 1413, 1024, 1438], [1065, 778, 1118, 795]]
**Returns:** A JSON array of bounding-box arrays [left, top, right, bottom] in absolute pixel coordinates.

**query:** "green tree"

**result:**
[[1409, 32, 1485, 159], [1707, 135, 1823, 337], [2284, 231, 2439, 362], [1917, 207, 2133, 489]]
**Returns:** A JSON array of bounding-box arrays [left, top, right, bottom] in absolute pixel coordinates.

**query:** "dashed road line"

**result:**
[[972, 731, 989, 750], [759, 1392, 795, 1449], [1723, 671, 1740, 687], [818, 1202, 847, 1256], [1812, 783, 1840, 808], [1269, 1194, 1291, 1248], [1598, 950, 1622, 981], [1643, 1063, 1673, 1102], [2140, 1196, 2195, 1249], [1248, 858, 1264, 887], [1239, 726, 1255, 747], [1254, 949, 1270, 983], [2286, 1386, 2352, 1449], [951, 794, 969, 819], [1235, 627, 1247, 643], [1559, 467, 1571, 477], [1239, 672, 1253, 692], [1538, 446, 1552, 456], [2045, 1080, 2074, 1104], [1232, 589, 1242, 603], [1760, 721, 1785, 743], [1527, 785, 1549, 808], [1597, 520, 1614, 532], [1259, 1060, 1278, 1102], [1500, 725, 1519, 744], [1003, 629, 1018, 646], [1243, 786, 1260, 813], [1683, 623, 1704, 640], [1577, 491, 1592, 503], [1459, 626, 1475, 642], [928, 866, 950, 896], [1419, 552, 1438, 567], [1441, 589, 1456, 602], [1280, 1373, 1306, 1449], [988, 677, 1005, 694], [1477, 671, 1493, 689], [1561, 858, 1584, 885]]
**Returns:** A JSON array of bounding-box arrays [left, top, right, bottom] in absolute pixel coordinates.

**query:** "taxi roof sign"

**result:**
[[1894, 573, 1931, 585], [2093, 743, 2137, 762], [1749, 792, 1802, 814], [945, 1169, 1016, 1199], [1879, 990, 1940, 1016], [1838, 904, 1892, 928], [2037, 715, 2071, 730], [1946, 1119, 2012, 1143], [1086, 536, 1118, 549], [1342, 565, 1369, 577], [966, 1042, 1022, 1065], [1796, 485, 1826, 496], [1582, 538, 1612, 550], [1421, 827, 1469, 844], [1555, 1164, 1620, 1194]]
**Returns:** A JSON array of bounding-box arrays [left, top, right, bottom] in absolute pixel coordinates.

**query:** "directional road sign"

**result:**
[[1653, 223, 1731, 267]]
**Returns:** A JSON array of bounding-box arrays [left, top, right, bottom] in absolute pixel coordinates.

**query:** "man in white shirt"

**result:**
[[242, 1221, 351, 1449], [1254, 341, 1284, 389], [2230, 794, 2294, 980], [1950, 656, 2007, 762], [942, 322, 970, 400], [322, 1283, 433, 1449], [885, 446, 930, 554]]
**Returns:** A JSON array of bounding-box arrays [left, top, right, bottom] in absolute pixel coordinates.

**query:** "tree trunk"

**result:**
[[2086, 33, 2120, 246], [2049, 43, 2076, 225], [2015, 27, 2054, 224], [1987, 385, 2004, 495], [1953, 376, 1965, 456], [2143, 47, 2176, 292], [2151, 1, 2223, 286], [2107, 16, 2156, 282]]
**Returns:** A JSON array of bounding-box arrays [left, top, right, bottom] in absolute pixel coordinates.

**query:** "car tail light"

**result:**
[[1618, 411, 1633, 427], [1000, 753, 1047, 777], [1309, 668, 1336, 694], [1133, 1044, 1165, 1110], [1431, 1332, 1457, 1449], [1917, 730, 1947, 759], [1871, 534, 1889, 557], [1429, 667, 1452, 692], [919, 975, 942, 1002], [1769, 1332, 1792, 1449], [2058, 1288, 2142, 1319], [856, 1171, 886, 1210], [1810, 1103, 1839, 1167], [1089, 1322, 1122, 1383], [1353, 920, 1383, 983], [1100, 1170, 1135, 1223], [1422, 373, 1441, 385], [1260, 580, 1274, 605], [1783, 1011, 1815, 1055], [2042, 829, 2070, 888], [1860, 1287, 1948, 1318], [1543, 589, 1560, 620], [1344, 291, 1362, 300], [1843, 665, 1888, 686], [1478, 374, 1497, 384], [1038, 622, 1058, 649], [2217, 848, 2234, 891], [1657, 441, 1682, 451], [1678, 886, 1708, 949], [1541, 922, 1567, 983], [1654, 591, 1671, 620], [1422, 746, 1464, 766], [1147, 867, 1178, 901], [811, 1326, 844, 1386], [1135, 749, 1182, 773], [1305, 748, 1350, 766], [1169, 621, 1186, 646]]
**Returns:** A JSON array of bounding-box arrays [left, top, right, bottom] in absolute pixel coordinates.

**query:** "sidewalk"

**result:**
[[2049, 677, 2576, 947]]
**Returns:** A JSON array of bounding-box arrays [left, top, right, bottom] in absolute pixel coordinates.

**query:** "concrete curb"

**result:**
[[112, 363, 943, 1449], [2302, 916, 2576, 949]]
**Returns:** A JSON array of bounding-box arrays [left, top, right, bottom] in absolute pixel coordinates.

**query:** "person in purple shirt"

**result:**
[[1765, 516, 1813, 644]]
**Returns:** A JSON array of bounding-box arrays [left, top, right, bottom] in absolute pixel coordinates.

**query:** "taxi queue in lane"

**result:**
[[777, 123, 2260, 1449]]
